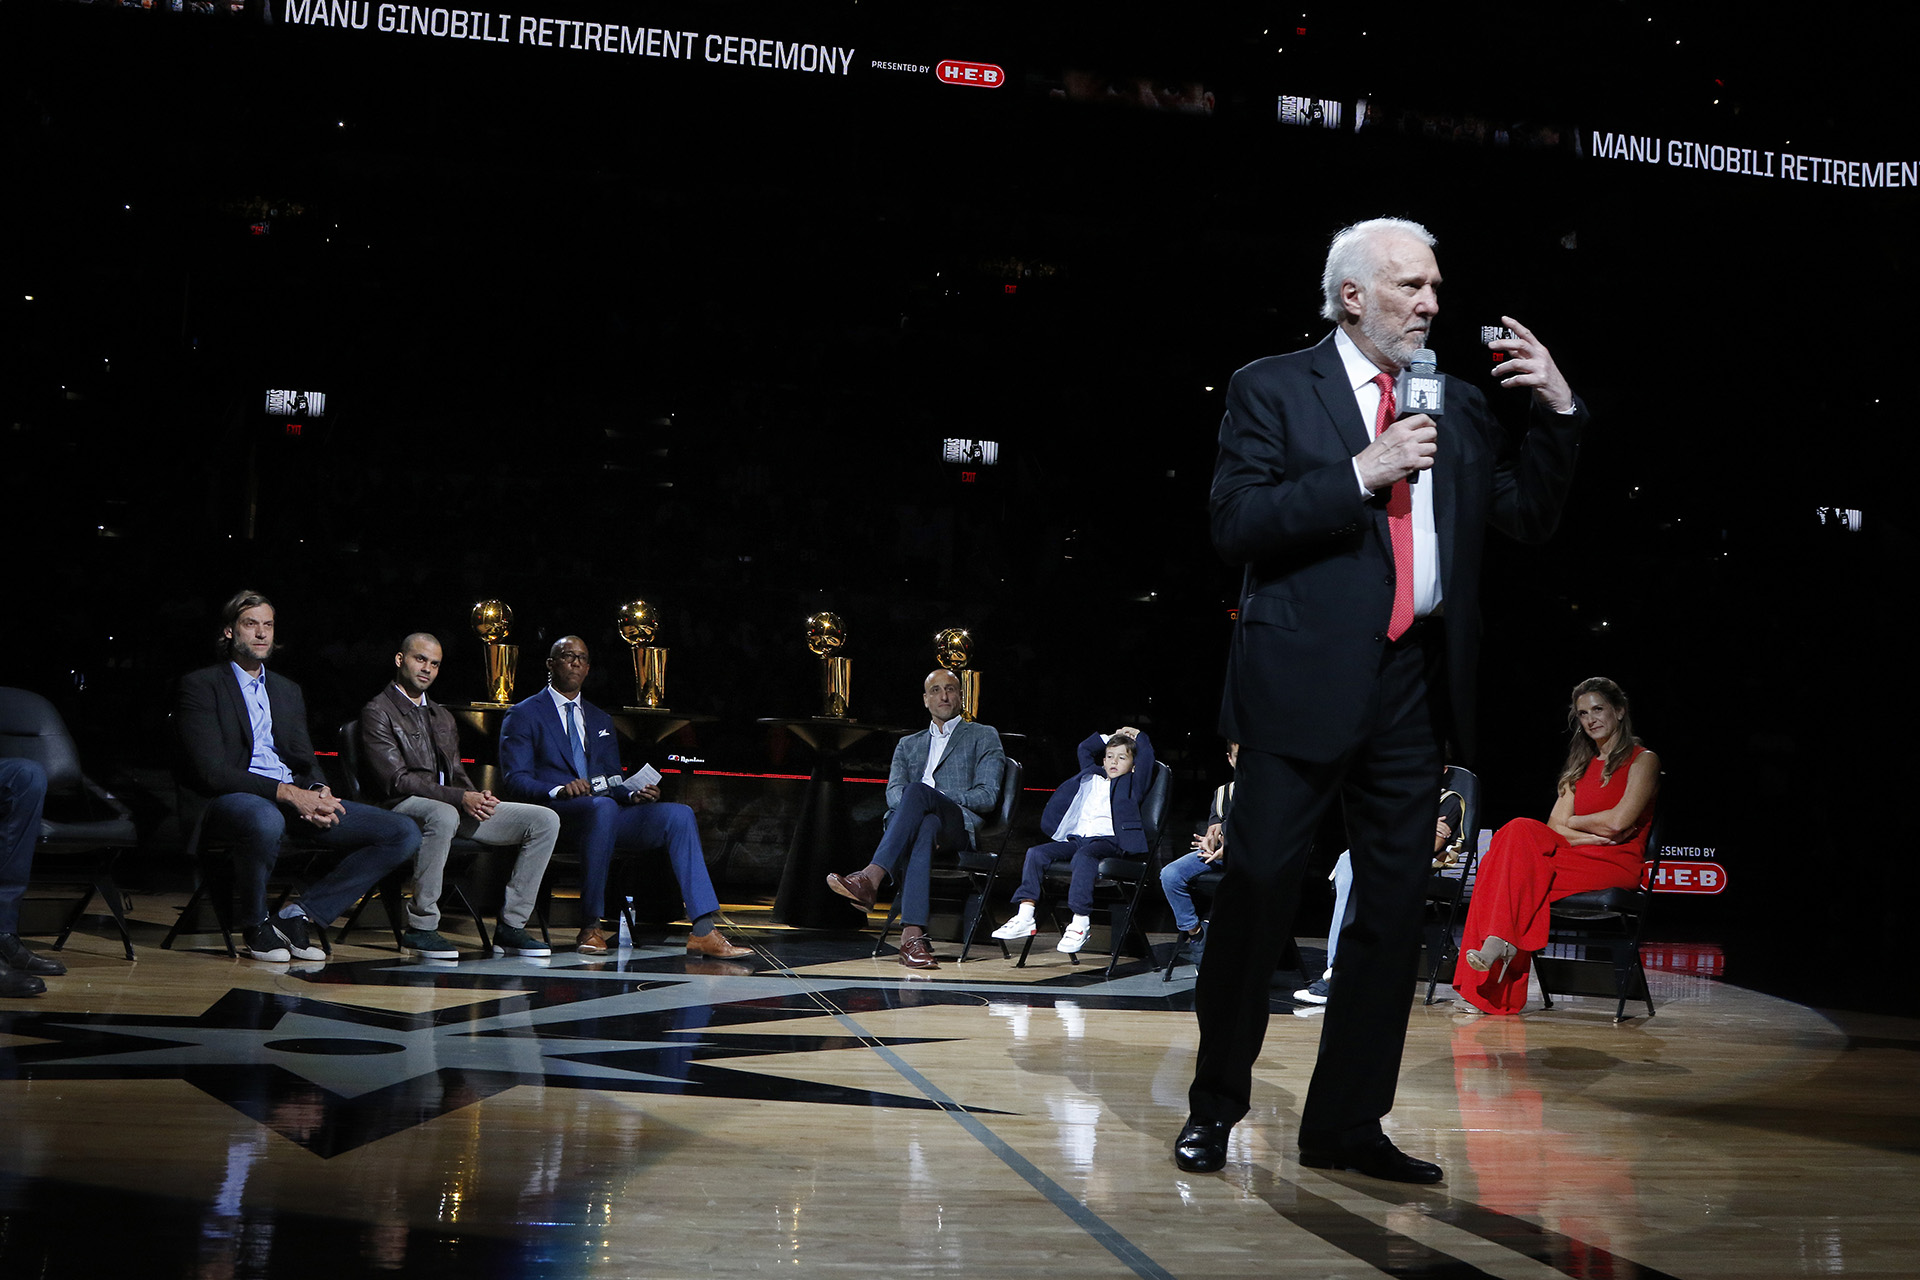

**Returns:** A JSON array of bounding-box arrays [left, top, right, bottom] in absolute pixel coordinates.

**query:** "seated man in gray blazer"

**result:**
[[826, 669, 1004, 969]]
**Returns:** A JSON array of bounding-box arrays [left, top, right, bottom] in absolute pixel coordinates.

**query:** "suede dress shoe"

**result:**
[[896, 935, 940, 969], [1298, 1133, 1443, 1184], [686, 930, 753, 960], [826, 868, 881, 911], [1174, 1118, 1232, 1172], [0, 933, 67, 976]]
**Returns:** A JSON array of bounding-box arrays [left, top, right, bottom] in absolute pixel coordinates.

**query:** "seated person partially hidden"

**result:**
[[993, 728, 1155, 955], [826, 669, 1005, 970], [359, 632, 561, 959], [1294, 784, 1465, 1006], [1, 757, 65, 997], [497, 636, 750, 960], [174, 591, 422, 963], [1159, 741, 1237, 965]]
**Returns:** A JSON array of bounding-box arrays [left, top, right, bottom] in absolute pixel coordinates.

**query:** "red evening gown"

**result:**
[[1453, 746, 1653, 1015]]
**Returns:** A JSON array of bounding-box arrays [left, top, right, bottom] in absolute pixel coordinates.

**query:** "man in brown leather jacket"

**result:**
[[358, 632, 560, 959]]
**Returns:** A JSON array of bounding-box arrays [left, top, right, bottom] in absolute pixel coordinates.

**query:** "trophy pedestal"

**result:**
[[760, 717, 902, 928]]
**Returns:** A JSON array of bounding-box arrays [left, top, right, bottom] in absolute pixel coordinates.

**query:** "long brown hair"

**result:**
[[1556, 676, 1641, 795]]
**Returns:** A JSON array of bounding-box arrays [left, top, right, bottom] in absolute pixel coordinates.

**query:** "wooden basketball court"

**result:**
[[3, 899, 1915, 1278]]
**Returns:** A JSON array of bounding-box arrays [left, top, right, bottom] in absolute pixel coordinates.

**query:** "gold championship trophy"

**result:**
[[618, 599, 669, 709], [471, 599, 518, 705], [807, 611, 850, 718], [934, 627, 981, 722]]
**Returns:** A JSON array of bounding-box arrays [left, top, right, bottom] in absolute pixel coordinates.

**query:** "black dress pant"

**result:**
[[1188, 626, 1445, 1145]]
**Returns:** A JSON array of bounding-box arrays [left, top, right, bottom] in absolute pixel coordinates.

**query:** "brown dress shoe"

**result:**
[[826, 867, 882, 911], [896, 936, 940, 969], [576, 926, 610, 955], [686, 930, 753, 960]]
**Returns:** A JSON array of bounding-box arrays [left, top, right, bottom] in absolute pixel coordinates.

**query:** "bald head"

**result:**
[[393, 632, 444, 697], [923, 669, 963, 724], [547, 635, 591, 695]]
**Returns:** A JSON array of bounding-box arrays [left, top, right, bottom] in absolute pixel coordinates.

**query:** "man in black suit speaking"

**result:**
[[1175, 218, 1585, 1182]]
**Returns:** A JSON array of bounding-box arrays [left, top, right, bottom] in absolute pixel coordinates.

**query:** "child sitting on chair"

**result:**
[[993, 728, 1154, 954]]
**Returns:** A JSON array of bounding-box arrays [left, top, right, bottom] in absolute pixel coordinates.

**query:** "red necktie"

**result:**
[[1373, 373, 1416, 642]]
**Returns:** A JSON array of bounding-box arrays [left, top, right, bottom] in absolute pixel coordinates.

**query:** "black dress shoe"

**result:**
[[0, 967, 46, 998], [1298, 1133, 1443, 1184], [1173, 1118, 1232, 1172], [0, 933, 66, 977]]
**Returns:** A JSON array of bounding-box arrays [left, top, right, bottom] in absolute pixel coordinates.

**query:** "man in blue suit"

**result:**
[[498, 636, 751, 959], [826, 669, 1005, 969]]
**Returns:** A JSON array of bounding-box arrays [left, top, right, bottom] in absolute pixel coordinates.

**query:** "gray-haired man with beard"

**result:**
[[1176, 218, 1585, 1183]]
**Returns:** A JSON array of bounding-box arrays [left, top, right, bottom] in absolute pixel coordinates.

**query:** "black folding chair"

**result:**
[[1537, 788, 1669, 1022], [1009, 760, 1172, 978], [874, 757, 1025, 962], [0, 687, 140, 960], [332, 720, 503, 951], [1421, 765, 1482, 1004]]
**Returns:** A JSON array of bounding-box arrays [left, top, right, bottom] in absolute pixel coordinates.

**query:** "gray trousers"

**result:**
[[392, 796, 559, 931]]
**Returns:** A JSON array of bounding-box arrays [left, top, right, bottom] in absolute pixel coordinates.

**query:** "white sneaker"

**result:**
[[992, 914, 1037, 941], [1057, 919, 1091, 954]]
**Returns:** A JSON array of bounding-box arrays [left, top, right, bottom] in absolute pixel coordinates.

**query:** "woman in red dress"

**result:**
[[1453, 677, 1660, 1016]]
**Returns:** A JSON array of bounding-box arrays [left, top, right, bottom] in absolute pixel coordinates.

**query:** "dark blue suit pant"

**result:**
[[1014, 836, 1119, 915], [869, 783, 970, 928], [0, 758, 49, 934], [549, 798, 718, 925], [1190, 628, 1443, 1146], [203, 792, 421, 927]]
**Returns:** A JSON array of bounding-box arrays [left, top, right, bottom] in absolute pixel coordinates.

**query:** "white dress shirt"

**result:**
[[1335, 326, 1442, 620], [920, 718, 957, 787], [1052, 773, 1115, 841], [545, 685, 591, 797]]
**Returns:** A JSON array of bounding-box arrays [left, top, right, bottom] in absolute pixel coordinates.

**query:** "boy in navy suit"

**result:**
[[993, 728, 1153, 954]]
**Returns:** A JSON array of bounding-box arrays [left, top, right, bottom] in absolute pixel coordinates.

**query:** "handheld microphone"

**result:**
[[1394, 348, 1444, 485]]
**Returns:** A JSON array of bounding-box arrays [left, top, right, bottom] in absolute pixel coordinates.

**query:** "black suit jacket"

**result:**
[[175, 663, 323, 823], [1211, 332, 1584, 763]]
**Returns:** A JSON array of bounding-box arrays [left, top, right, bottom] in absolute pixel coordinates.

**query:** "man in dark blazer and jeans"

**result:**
[[1175, 217, 1585, 1182], [175, 591, 420, 963]]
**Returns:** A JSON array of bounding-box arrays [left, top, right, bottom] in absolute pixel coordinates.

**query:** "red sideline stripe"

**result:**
[[680, 769, 890, 783]]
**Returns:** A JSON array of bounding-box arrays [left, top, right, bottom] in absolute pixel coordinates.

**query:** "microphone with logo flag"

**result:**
[[1394, 349, 1444, 485]]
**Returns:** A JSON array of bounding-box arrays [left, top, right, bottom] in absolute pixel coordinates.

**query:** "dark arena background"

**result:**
[[2, 3, 1917, 1277]]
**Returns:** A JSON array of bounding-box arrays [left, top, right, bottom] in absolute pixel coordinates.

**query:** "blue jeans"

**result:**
[[869, 784, 971, 929], [0, 758, 49, 934], [1159, 850, 1219, 933], [203, 791, 421, 926], [548, 797, 718, 926], [1325, 850, 1356, 976]]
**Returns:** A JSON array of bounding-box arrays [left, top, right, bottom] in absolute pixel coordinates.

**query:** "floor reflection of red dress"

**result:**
[[1454, 748, 1652, 1015], [1452, 1017, 1636, 1270]]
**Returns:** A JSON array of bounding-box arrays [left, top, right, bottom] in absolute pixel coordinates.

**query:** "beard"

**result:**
[[1359, 308, 1426, 370]]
